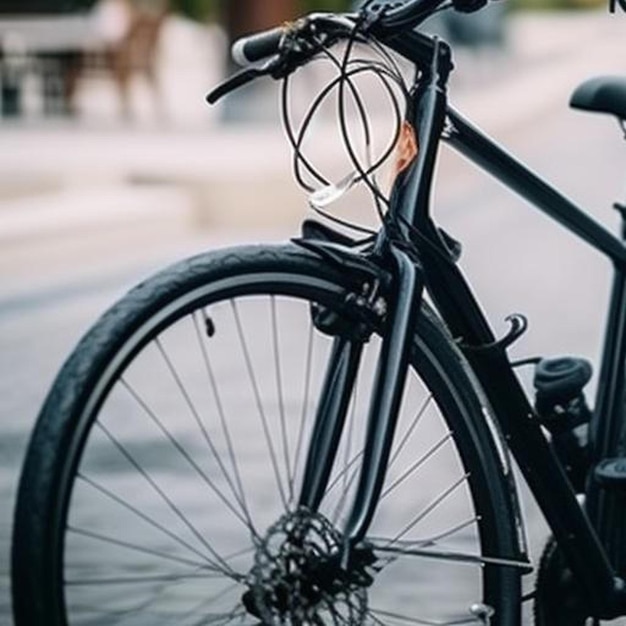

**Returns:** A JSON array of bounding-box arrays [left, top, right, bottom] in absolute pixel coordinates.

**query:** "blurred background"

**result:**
[[1, 0, 625, 623]]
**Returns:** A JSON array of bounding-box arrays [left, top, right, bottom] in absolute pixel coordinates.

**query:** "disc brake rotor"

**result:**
[[243, 509, 370, 624]]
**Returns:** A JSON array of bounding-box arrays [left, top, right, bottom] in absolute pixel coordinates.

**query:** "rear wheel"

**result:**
[[13, 244, 522, 625]]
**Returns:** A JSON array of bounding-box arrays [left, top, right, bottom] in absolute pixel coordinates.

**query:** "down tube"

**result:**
[[438, 110, 622, 612], [443, 109, 626, 465]]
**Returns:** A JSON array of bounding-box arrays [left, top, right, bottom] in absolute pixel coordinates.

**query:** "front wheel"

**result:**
[[13, 244, 522, 625]]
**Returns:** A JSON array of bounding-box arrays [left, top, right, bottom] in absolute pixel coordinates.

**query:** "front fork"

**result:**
[[297, 246, 424, 545]]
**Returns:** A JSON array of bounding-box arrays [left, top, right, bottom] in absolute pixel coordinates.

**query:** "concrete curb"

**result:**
[[0, 184, 193, 246]]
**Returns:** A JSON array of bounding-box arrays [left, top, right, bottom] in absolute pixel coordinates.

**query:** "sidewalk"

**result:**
[[0, 10, 624, 255]]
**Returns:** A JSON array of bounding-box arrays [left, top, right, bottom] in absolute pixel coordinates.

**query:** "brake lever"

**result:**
[[205, 57, 279, 105]]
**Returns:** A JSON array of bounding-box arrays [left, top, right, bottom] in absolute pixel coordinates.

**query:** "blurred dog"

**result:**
[[67, 0, 169, 118]]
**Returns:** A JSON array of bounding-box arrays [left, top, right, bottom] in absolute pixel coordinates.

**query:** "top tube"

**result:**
[[444, 108, 626, 267]]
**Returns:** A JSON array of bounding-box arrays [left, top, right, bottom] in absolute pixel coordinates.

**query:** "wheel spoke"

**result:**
[[326, 448, 364, 498], [387, 394, 433, 469], [66, 526, 239, 576], [65, 571, 224, 586], [271, 296, 293, 503], [381, 432, 452, 500], [231, 299, 288, 509], [94, 419, 239, 578], [193, 309, 256, 534], [155, 335, 253, 532], [330, 449, 363, 523], [367, 519, 481, 573], [77, 472, 215, 566], [370, 517, 479, 551], [74, 572, 241, 625], [387, 474, 470, 546], [119, 377, 255, 534]]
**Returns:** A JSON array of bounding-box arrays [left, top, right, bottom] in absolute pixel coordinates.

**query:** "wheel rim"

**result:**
[[47, 271, 511, 625]]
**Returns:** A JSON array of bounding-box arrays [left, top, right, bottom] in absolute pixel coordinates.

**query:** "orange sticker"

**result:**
[[393, 121, 418, 178]]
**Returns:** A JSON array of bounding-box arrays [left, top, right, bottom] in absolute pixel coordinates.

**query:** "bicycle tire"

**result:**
[[12, 243, 522, 625]]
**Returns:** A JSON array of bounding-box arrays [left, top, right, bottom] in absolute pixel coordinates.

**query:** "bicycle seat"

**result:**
[[570, 76, 626, 120]]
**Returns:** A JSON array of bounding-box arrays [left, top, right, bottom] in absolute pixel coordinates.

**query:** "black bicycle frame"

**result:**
[[377, 29, 626, 617], [296, 22, 626, 618]]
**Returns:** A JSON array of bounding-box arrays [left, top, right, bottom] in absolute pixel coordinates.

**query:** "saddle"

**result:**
[[570, 76, 626, 121]]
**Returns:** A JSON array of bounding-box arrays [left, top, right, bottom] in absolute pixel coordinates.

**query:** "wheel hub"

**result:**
[[243, 509, 374, 624]]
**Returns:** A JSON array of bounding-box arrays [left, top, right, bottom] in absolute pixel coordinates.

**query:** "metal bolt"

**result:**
[[470, 603, 495, 625]]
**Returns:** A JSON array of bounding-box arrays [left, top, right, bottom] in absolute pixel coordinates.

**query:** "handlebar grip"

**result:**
[[231, 27, 285, 66], [206, 67, 264, 104]]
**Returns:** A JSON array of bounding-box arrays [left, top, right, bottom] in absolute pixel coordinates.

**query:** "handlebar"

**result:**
[[229, 13, 360, 69], [231, 26, 285, 66], [228, 0, 490, 69], [228, 0, 448, 70], [207, 0, 494, 103]]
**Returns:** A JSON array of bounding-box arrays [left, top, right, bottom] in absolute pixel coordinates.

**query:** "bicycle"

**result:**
[[10, 0, 626, 623]]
